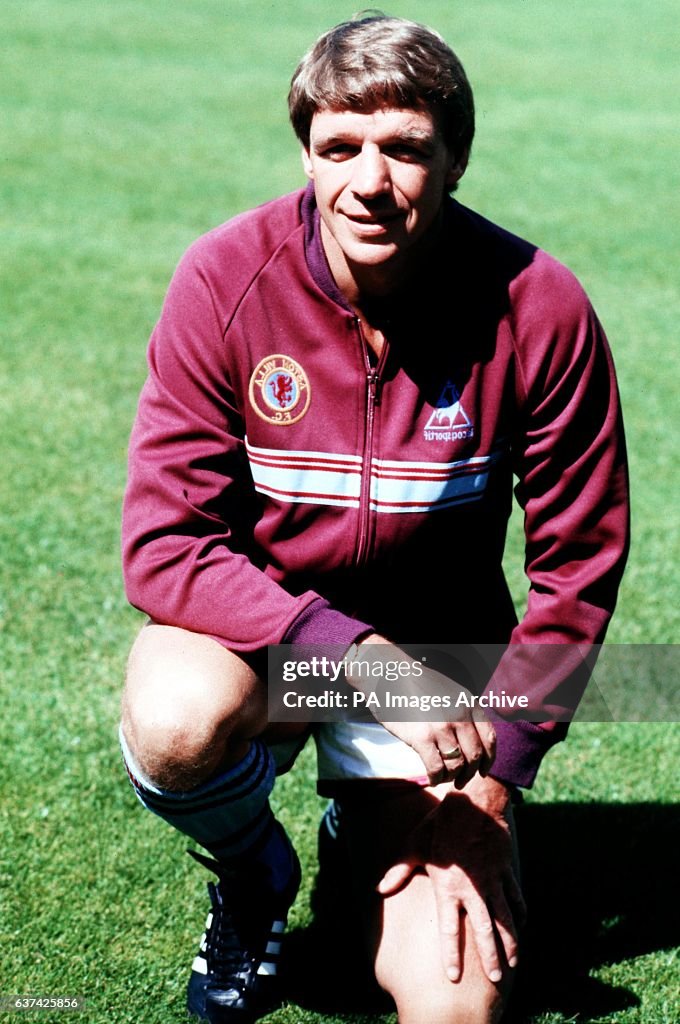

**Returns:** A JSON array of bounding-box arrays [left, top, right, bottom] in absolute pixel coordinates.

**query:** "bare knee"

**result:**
[[373, 874, 509, 1024], [121, 624, 265, 790], [121, 684, 226, 792], [389, 980, 504, 1024]]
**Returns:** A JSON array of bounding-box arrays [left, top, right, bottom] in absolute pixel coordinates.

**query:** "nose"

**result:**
[[350, 144, 391, 199]]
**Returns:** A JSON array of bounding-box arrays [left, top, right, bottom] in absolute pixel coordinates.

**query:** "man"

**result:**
[[120, 14, 629, 1024]]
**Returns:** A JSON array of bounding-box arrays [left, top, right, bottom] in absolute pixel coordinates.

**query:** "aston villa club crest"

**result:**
[[248, 354, 311, 425]]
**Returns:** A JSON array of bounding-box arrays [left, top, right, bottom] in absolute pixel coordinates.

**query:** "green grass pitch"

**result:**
[[1, 1, 678, 1022]]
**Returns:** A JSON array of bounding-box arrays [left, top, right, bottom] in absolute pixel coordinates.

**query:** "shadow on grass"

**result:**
[[283, 802, 678, 1023], [507, 801, 678, 1021]]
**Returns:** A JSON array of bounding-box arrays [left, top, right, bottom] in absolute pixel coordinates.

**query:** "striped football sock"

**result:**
[[120, 730, 293, 890]]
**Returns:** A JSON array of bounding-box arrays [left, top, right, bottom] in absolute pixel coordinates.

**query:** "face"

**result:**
[[302, 106, 466, 297]]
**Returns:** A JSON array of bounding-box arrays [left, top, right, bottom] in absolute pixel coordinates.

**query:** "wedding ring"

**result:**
[[441, 747, 461, 760]]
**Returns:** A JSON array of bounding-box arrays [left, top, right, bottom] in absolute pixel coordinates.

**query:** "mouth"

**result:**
[[343, 210, 403, 235]]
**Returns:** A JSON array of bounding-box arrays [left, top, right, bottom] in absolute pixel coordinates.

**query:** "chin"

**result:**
[[345, 240, 403, 266]]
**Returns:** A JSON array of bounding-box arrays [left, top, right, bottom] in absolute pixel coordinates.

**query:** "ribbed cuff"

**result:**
[[283, 597, 373, 656], [489, 718, 566, 789]]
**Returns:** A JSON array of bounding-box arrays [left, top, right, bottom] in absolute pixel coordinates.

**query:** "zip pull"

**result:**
[[355, 316, 385, 406], [367, 367, 383, 407]]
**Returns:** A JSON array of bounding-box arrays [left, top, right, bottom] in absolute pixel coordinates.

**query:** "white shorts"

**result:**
[[270, 721, 428, 786]]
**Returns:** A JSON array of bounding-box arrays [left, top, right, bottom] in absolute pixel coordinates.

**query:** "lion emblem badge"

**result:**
[[248, 354, 311, 425]]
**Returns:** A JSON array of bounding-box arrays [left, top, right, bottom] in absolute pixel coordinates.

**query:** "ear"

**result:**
[[445, 148, 469, 189], [301, 147, 314, 180]]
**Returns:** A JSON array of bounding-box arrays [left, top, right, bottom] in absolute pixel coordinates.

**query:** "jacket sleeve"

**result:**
[[122, 240, 368, 653], [489, 252, 630, 787]]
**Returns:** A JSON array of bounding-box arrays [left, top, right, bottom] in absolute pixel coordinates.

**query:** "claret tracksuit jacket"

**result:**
[[122, 183, 629, 787]]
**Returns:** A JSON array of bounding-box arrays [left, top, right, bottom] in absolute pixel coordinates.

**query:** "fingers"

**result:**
[[431, 754, 459, 787], [383, 716, 496, 788], [435, 717, 496, 787], [384, 869, 524, 985], [467, 873, 525, 980], [437, 896, 463, 982], [447, 722, 483, 787], [377, 859, 417, 896], [473, 711, 497, 774], [396, 724, 465, 787], [463, 896, 504, 984], [488, 888, 520, 970], [421, 733, 461, 786], [434, 722, 485, 788], [456, 719, 496, 777], [432, 877, 508, 985]]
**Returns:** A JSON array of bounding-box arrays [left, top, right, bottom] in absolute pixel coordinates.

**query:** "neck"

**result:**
[[319, 224, 399, 305]]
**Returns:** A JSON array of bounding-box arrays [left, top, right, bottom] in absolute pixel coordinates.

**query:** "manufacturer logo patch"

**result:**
[[424, 381, 474, 441], [248, 354, 311, 425]]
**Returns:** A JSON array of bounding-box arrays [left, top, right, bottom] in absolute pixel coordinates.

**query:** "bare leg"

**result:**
[[375, 874, 508, 1023], [120, 623, 306, 1022], [121, 622, 304, 790], [341, 788, 515, 1024]]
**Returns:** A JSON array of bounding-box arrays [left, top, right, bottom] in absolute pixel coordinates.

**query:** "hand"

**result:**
[[377, 775, 526, 984], [347, 634, 496, 786], [380, 715, 495, 788]]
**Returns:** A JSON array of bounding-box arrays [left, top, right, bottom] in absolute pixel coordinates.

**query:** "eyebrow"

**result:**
[[312, 128, 436, 149]]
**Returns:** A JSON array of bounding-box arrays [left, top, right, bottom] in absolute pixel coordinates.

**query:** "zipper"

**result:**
[[355, 318, 386, 567]]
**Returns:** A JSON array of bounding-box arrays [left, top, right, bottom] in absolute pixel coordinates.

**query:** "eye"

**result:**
[[318, 143, 359, 161], [385, 143, 432, 162]]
